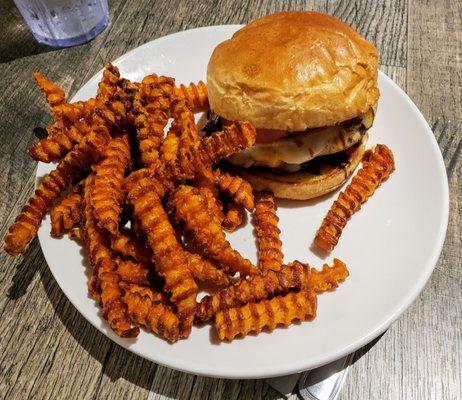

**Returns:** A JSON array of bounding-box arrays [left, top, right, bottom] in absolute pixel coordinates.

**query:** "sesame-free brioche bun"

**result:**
[[207, 12, 379, 131], [236, 134, 368, 200]]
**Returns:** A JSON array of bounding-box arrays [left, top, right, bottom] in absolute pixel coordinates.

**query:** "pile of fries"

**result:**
[[4, 63, 394, 342]]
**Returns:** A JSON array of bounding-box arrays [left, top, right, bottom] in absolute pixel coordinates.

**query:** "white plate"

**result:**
[[37, 25, 449, 379]]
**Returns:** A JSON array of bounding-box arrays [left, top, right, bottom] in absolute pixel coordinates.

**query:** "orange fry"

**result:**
[[196, 261, 307, 322], [174, 81, 209, 113], [215, 289, 317, 341], [253, 191, 283, 272], [116, 259, 151, 286], [91, 135, 131, 235], [111, 231, 152, 264], [4, 126, 110, 255], [126, 177, 198, 338], [214, 168, 255, 211], [28, 118, 92, 163], [310, 259, 349, 293], [133, 74, 174, 167], [121, 282, 180, 343], [186, 252, 230, 286], [169, 185, 258, 277], [222, 200, 245, 232], [82, 176, 139, 338], [50, 191, 82, 237], [33, 72, 66, 117], [314, 144, 395, 252], [159, 129, 180, 163]]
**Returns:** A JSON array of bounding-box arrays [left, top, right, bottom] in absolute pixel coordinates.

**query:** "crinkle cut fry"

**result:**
[[314, 145, 395, 252], [310, 259, 349, 293], [215, 288, 317, 341], [133, 74, 174, 167], [33, 72, 66, 116], [28, 118, 92, 163], [126, 175, 198, 338], [91, 135, 131, 235], [174, 81, 209, 113], [116, 259, 151, 286], [50, 191, 82, 237], [82, 175, 139, 338], [186, 252, 230, 286], [159, 129, 180, 163], [4, 126, 111, 256], [196, 261, 307, 322], [156, 121, 256, 185], [111, 231, 152, 264], [222, 200, 245, 232], [169, 185, 258, 277], [253, 191, 283, 272], [214, 168, 255, 211], [121, 282, 180, 343]]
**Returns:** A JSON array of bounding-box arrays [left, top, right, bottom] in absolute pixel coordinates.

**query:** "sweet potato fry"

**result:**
[[82, 175, 139, 338], [214, 168, 255, 211], [50, 191, 82, 237], [33, 72, 66, 117], [116, 259, 151, 286], [28, 118, 92, 163], [170, 98, 201, 152], [310, 259, 349, 293], [186, 252, 230, 286], [121, 282, 180, 343], [253, 191, 283, 272], [126, 177, 198, 338], [215, 288, 317, 341], [174, 81, 209, 113], [4, 126, 110, 255], [222, 200, 245, 232], [159, 130, 180, 163], [196, 261, 307, 321], [168, 185, 258, 277], [133, 74, 174, 167], [91, 135, 131, 235], [111, 231, 152, 264], [314, 144, 395, 252]]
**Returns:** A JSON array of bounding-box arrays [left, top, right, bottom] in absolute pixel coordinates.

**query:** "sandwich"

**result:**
[[206, 11, 379, 200]]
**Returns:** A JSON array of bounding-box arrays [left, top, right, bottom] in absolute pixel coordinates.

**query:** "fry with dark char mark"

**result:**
[[82, 176, 139, 338], [310, 259, 349, 293], [33, 72, 66, 117], [196, 261, 307, 322], [28, 118, 93, 163], [253, 191, 283, 272], [314, 144, 395, 252], [121, 282, 180, 343], [169, 185, 258, 277], [214, 168, 255, 211], [186, 252, 230, 286], [222, 200, 245, 232], [4, 126, 111, 256], [116, 259, 151, 286], [91, 135, 131, 235], [215, 288, 317, 341], [111, 231, 152, 264], [126, 176, 198, 338], [174, 81, 209, 113], [50, 191, 82, 237]]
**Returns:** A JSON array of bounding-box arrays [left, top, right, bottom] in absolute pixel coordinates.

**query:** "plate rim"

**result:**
[[36, 25, 450, 379]]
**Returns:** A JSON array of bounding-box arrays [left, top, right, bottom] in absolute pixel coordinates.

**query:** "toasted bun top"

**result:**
[[207, 12, 379, 131]]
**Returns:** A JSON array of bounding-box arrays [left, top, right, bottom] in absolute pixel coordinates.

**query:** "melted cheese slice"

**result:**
[[229, 124, 365, 170]]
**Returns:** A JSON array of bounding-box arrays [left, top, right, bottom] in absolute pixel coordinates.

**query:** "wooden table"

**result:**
[[1, 1, 460, 399]]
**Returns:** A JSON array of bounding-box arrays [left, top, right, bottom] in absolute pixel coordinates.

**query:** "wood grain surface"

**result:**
[[0, 0, 460, 399]]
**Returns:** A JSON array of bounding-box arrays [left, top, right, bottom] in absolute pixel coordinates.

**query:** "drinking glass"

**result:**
[[13, 0, 109, 48]]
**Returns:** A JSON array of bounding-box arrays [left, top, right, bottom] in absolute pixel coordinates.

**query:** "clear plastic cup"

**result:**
[[13, 0, 109, 48]]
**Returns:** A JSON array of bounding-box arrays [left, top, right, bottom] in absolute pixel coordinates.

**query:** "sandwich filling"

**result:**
[[226, 108, 375, 172]]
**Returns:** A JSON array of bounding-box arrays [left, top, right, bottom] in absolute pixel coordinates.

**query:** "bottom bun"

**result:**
[[236, 134, 368, 200]]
